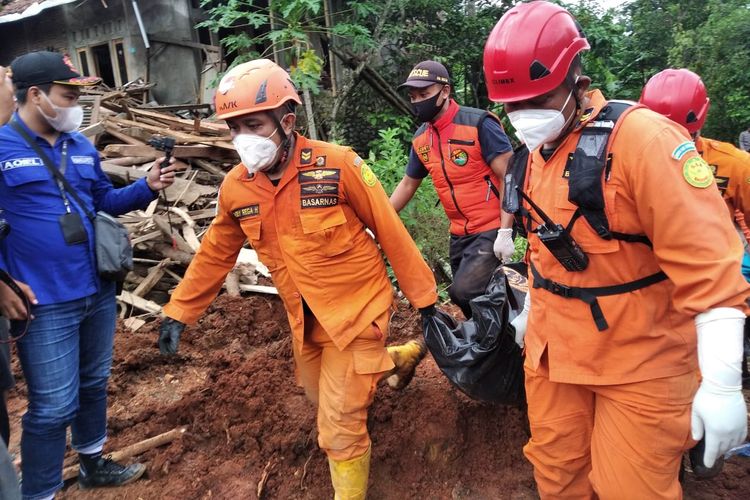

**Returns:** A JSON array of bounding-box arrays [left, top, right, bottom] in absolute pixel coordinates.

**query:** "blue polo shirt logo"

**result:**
[[2, 157, 44, 171], [71, 156, 95, 166]]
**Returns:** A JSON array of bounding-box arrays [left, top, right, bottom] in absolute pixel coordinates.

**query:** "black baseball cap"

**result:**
[[398, 60, 450, 90], [10, 51, 101, 90]]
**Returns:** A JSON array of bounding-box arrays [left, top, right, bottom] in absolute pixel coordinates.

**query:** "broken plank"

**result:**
[[118, 291, 162, 313], [237, 284, 278, 295], [104, 126, 147, 145], [130, 108, 229, 134], [193, 159, 227, 177], [103, 144, 221, 159], [133, 259, 172, 297], [152, 216, 195, 254], [81, 122, 105, 138]]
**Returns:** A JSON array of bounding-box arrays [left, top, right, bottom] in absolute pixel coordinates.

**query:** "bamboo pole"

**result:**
[[62, 427, 187, 481]]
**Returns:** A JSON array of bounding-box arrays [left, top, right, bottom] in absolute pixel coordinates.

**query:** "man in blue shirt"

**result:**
[[390, 61, 514, 318], [0, 51, 182, 500]]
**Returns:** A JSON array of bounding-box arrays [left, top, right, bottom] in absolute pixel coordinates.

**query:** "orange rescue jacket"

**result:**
[[696, 136, 750, 242], [522, 90, 749, 385], [164, 133, 437, 351], [412, 99, 502, 236]]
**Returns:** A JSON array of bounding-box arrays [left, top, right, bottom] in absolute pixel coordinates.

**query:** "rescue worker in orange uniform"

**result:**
[[640, 67, 750, 391], [157, 60, 437, 499], [483, 2, 749, 498], [390, 61, 514, 318], [640, 68, 750, 248]]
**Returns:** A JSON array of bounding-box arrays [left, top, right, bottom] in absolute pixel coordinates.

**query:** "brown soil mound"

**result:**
[[5, 294, 750, 499]]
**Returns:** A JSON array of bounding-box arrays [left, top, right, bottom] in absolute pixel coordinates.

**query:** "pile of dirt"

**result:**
[[5, 294, 750, 499]]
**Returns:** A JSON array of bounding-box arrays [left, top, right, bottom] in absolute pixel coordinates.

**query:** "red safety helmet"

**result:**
[[483, 1, 589, 103], [639, 68, 710, 134], [214, 59, 301, 120]]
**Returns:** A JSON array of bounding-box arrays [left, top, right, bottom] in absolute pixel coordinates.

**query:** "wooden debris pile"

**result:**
[[85, 85, 276, 330]]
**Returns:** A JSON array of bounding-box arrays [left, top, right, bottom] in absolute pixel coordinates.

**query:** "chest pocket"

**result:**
[[299, 206, 353, 257], [554, 183, 619, 254], [1, 165, 49, 187], [239, 217, 261, 245]]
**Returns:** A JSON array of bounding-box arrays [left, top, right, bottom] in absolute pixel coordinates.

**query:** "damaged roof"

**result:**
[[0, 0, 77, 23]]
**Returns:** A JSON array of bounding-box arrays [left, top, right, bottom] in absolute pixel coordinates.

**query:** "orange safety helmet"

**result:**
[[483, 1, 589, 103], [639, 68, 710, 135], [214, 59, 301, 120]]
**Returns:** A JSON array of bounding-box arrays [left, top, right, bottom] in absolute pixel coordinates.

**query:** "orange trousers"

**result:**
[[524, 361, 699, 500], [293, 310, 394, 461]]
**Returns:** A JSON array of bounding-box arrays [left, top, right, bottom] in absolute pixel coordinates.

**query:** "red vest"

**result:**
[[412, 100, 502, 236]]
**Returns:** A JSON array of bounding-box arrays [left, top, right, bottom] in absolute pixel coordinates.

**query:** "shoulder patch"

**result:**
[[353, 155, 363, 167], [360, 163, 378, 187], [682, 157, 714, 188], [232, 204, 260, 219], [671, 141, 696, 160]]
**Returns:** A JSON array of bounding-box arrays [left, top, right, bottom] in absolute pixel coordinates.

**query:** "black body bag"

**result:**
[[423, 263, 527, 405]]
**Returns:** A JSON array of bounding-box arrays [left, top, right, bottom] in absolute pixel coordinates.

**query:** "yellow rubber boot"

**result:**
[[328, 446, 371, 500], [384, 338, 427, 390]]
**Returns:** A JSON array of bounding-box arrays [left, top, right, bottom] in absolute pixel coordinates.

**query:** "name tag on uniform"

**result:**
[[1, 157, 44, 171]]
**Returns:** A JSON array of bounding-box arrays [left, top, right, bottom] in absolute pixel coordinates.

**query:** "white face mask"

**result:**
[[232, 129, 280, 175], [507, 85, 577, 152], [38, 92, 83, 133]]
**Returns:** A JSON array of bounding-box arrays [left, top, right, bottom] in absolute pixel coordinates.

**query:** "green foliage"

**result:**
[[366, 127, 449, 270], [200, 0, 385, 94], [668, 0, 750, 141]]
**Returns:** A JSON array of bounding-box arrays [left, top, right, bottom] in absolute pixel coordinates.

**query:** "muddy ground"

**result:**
[[5, 294, 750, 499]]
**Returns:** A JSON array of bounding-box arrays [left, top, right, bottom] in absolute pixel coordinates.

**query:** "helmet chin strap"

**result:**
[[270, 111, 293, 166]]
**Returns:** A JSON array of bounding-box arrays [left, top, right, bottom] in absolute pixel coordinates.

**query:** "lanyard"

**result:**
[[52, 141, 72, 213]]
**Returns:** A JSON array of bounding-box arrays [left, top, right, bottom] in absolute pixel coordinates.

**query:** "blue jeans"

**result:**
[[16, 281, 116, 500]]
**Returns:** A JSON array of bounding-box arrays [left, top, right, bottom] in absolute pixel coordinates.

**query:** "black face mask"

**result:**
[[413, 88, 446, 123]]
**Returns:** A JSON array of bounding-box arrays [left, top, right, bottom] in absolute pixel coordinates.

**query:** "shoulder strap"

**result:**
[[568, 101, 649, 244], [502, 144, 531, 238], [9, 121, 95, 222]]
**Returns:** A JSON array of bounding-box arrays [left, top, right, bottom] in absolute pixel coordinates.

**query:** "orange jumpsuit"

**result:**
[[695, 136, 750, 245], [521, 90, 750, 499], [164, 133, 437, 460]]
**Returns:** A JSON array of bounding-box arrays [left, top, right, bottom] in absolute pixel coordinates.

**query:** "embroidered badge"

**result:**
[[682, 157, 713, 188], [299, 169, 340, 183], [300, 148, 313, 164], [232, 204, 260, 219], [451, 149, 468, 166], [1, 157, 44, 170], [360, 163, 378, 187], [301, 183, 339, 196], [353, 155, 363, 167], [316, 155, 326, 167], [301, 196, 339, 208], [71, 156, 95, 165], [671, 141, 696, 160], [417, 145, 430, 163]]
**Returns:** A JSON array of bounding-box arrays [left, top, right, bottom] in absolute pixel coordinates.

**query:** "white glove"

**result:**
[[493, 228, 515, 261], [510, 292, 531, 348], [692, 307, 748, 468]]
